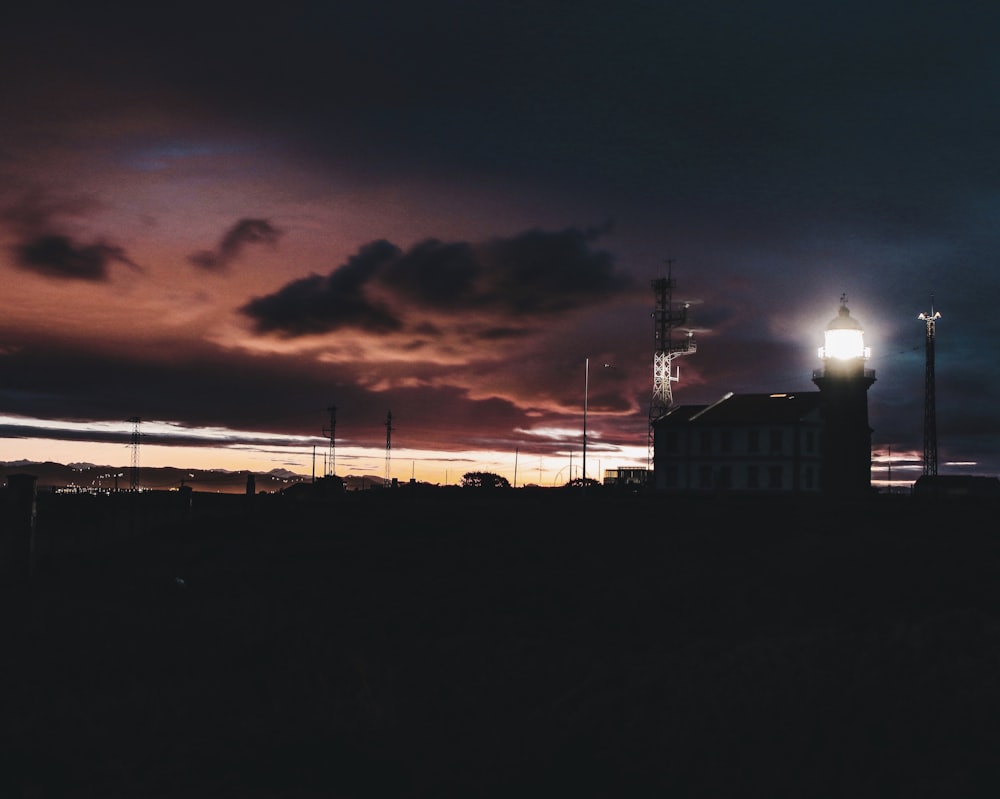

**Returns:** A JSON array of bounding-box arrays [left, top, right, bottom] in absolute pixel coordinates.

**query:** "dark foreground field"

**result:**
[[4, 490, 1000, 797]]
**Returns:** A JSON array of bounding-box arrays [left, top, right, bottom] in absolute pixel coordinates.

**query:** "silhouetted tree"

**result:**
[[460, 471, 511, 489], [565, 477, 602, 490]]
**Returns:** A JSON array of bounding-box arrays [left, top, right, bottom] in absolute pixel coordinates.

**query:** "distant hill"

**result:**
[[0, 460, 393, 495], [0, 461, 308, 495]]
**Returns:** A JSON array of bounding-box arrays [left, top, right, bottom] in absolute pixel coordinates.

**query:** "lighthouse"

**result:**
[[811, 294, 876, 494]]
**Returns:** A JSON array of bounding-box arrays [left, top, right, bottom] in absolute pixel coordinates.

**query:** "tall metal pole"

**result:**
[[648, 261, 697, 476], [384, 410, 393, 487], [128, 416, 141, 491], [323, 404, 337, 477], [918, 300, 941, 476], [583, 356, 589, 488]]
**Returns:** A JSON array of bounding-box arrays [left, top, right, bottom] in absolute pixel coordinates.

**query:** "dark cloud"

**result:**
[[241, 240, 403, 336], [0, 334, 556, 456], [2, 192, 141, 281], [188, 218, 284, 271], [383, 224, 630, 314], [0, 420, 299, 451], [12, 234, 140, 281], [476, 225, 631, 315], [478, 326, 535, 341], [0, 336, 340, 435], [242, 226, 635, 337], [1, 192, 100, 232], [383, 239, 481, 309]]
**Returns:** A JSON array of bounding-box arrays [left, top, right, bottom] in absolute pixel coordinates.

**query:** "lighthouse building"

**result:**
[[653, 296, 876, 495]]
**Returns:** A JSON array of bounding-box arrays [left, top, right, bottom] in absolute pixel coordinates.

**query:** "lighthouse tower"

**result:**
[[811, 295, 877, 494]]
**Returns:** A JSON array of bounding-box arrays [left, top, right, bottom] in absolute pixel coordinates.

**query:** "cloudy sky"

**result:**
[[1, 0, 998, 486]]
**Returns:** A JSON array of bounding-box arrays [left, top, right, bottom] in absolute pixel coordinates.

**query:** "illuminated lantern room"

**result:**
[[817, 293, 870, 374]]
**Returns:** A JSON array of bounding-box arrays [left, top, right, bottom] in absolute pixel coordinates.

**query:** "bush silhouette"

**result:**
[[460, 471, 511, 489]]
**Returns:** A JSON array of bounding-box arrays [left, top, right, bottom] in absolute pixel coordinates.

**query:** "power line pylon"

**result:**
[[128, 416, 141, 491], [918, 299, 942, 476], [647, 260, 697, 472], [384, 410, 393, 487], [322, 404, 337, 477]]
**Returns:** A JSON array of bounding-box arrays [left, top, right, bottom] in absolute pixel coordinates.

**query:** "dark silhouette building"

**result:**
[[652, 392, 824, 492], [653, 296, 875, 495]]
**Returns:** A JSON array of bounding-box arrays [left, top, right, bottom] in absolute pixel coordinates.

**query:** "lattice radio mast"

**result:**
[[128, 416, 141, 491], [384, 410, 393, 487], [322, 404, 337, 477], [918, 298, 942, 476], [648, 260, 697, 471]]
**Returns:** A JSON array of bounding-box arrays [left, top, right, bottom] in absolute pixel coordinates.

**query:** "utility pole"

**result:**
[[322, 404, 337, 477], [128, 416, 141, 491], [384, 411, 393, 487]]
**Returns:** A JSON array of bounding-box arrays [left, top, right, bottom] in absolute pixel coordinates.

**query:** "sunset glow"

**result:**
[[1, 2, 998, 486]]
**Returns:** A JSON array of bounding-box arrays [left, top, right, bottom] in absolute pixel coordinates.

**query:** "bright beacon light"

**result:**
[[820, 327, 868, 360], [818, 295, 870, 361]]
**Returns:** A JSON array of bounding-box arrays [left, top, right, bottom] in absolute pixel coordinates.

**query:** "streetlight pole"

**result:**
[[583, 357, 589, 489], [583, 359, 614, 494]]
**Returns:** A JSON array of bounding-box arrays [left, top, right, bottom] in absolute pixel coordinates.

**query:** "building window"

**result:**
[[769, 429, 783, 454], [698, 465, 713, 488], [699, 431, 712, 454], [718, 465, 732, 488], [747, 465, 759, 489], [664, 431, 679, 454], [664, 466, 678, 488], [768, 465, 783, 489], [721, 430, 732, 453], [805, 430, 815, 453], [804, 467, 814, 490], [748, 430, 760, 453]]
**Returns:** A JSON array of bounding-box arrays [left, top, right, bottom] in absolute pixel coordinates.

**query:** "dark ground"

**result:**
[[4, 490, 1000, 797]]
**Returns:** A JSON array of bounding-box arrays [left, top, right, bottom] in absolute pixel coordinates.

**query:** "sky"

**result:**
[[1, 0, 999, 488]]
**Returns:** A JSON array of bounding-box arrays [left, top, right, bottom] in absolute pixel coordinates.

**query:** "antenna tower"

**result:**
[[648, 260, 697, 471], [384, 410, 393, 487], [322, 404, 337, 477], [918, 299, 942, 476], [128, 416, 141, 491]]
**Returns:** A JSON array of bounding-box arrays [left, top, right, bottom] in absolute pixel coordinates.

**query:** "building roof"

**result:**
[[654, 391, 823, 427]]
